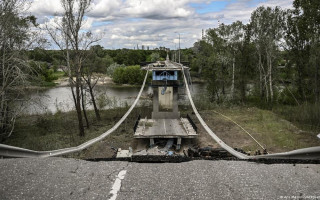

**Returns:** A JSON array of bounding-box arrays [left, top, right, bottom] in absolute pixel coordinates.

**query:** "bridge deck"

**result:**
[[134, 118, 197, 138]]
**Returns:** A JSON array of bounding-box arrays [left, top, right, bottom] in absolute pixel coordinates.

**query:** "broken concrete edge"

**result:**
[[84, 156, 320, 164], [116, 148, 133, 158], [1, 154, 319, 164]]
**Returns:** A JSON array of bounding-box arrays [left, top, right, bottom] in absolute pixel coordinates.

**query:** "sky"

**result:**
[[28, 0, 294, 50]]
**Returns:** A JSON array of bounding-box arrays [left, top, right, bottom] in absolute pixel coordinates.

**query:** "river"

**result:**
[[23, 83, 206, 115]]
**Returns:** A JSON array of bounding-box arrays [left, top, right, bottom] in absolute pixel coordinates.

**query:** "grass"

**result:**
[[188, 93, 320, 152], [2, 106, 152, 154], [30, 72, 67, 88], [2, 102, 319, 157], [52, 71, 66, 79], [202, 107, 320, 153], [273, 103, 320, 132]]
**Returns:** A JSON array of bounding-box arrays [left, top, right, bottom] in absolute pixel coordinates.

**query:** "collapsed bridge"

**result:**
[[0, 59, 320, 161]]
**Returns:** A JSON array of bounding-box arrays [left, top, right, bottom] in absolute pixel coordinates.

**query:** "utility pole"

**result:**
[[174, 32, 181, 63], [175, 43, 177, 62], [178, 33, 181, 63]]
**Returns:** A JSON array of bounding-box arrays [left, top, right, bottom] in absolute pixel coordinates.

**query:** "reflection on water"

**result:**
[[23, 83, 206, 115]]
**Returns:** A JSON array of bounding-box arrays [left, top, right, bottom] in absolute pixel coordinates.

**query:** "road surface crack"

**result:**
[[106, 162, 130, 181]]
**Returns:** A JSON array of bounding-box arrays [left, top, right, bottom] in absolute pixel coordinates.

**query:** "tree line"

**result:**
[[1, 0, 319, 138], [190, 0, 319, 107], [0, 0, 169, 138]]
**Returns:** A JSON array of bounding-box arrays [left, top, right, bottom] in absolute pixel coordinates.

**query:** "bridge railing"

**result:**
[[186, 114, 197, 133]]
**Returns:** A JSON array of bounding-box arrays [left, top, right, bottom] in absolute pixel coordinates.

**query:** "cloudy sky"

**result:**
[[28, 0, 293, 50]]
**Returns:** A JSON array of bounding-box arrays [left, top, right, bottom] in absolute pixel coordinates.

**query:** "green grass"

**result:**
[[51, 71, 66, 80], [273, 103, 320, 132], [2, 106, 152, 153], [211, 107, 319, 152], [2, 104, 319, 157], [188, 93, 320, 152]]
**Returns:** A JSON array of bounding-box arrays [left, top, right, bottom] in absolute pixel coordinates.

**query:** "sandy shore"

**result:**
[[54, 75, 115, 87]]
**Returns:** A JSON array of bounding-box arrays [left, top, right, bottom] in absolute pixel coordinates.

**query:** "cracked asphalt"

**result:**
[[0, 158, 319, 200]]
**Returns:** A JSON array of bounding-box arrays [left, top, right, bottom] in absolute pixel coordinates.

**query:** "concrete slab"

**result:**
[[134, 118, 197, 138], [116, 148, 133, 158]]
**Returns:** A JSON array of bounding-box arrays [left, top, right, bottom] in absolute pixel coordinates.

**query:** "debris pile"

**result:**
[[185, 146, 234, 159]]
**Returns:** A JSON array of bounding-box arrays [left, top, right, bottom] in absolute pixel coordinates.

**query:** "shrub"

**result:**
[[112, 65, 145, 85], [274, 103, 320, 131], [106, 63, 125, 77]]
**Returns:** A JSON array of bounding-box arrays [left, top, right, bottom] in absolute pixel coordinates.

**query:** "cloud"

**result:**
[[87, 0, 197, 20], [29, 0, 63, 16], [29, 0, 294, 49], [88, 0, 122, 18], [258, 0, 293, 9]]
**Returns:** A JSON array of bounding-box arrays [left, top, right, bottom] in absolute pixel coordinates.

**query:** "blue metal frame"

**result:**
[[152, 71, 178, 81]]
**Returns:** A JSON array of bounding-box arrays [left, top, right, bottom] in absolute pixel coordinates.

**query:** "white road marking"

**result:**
[[109, 170, 127, 200]]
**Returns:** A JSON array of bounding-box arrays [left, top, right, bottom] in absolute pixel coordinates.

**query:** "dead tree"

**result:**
[[46, 0, 99, 136], [82, 53, 101, 121]]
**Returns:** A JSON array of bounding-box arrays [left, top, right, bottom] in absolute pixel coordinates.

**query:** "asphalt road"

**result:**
[[0, 158, 319, 200]]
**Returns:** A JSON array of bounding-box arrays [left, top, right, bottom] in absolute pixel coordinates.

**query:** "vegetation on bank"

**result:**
[[192, 94, 320, 132], [1, 0, 319, 143], [111, 65, 151, 85], [2, 107, 151, 154], [2, 105, 319, 158], [29, 61, 66, 87], [26, 47, 169, 86]]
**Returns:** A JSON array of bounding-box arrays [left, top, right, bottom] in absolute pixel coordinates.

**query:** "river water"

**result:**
[[23, 83, 206, 115]]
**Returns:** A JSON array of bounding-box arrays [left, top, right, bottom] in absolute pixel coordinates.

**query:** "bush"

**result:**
[[274, 103, 320, 131], [112, 65, 145, 85], [276, 87, 299, 106], [106, 63, 125, 77]]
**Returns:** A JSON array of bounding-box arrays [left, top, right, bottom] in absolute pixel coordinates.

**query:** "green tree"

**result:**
[[0, 0, 37, 137], [113, 65, 145, 85], [285, 0, 320, 102], [150, 52, 160, 62], [250, 6, 285, 103]]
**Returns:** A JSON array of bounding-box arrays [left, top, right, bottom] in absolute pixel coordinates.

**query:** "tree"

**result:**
[[46, 0, 98, 136], [192, 39, 220, 101], [150, 52, 160, 62], [0, 0, 38, 138], [206, 25, 232, 100], [285, 0, 320, 102], [250, 6, 285, 103], [226, 21, 245, 99], [82, 46, 106, 121], [237, 24, 256, 102]]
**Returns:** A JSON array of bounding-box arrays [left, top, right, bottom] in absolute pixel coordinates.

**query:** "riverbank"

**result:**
[[54, 73, 146, 88], [53, 74, 115, 87], [2, 106, 319, 159], [3, 107, 151, 158]]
